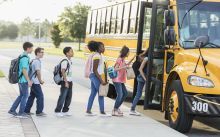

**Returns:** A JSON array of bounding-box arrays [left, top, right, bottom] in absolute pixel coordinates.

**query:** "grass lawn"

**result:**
[[0, 41, 85, 59], [44, 47, 85, 59], [0, 70, 4, 77]]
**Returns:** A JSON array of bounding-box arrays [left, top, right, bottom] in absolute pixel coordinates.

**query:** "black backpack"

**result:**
[[53, 59, 70, 85], [8, 55, 28, 84]]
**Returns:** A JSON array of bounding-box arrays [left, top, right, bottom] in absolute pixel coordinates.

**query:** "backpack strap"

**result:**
[[18, 55, 29, 79], [59, 59, 70, 74], [29, 59, 39, 79]]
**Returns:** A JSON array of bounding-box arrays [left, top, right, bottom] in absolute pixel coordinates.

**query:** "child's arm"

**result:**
[[139, 59, 147, 81]]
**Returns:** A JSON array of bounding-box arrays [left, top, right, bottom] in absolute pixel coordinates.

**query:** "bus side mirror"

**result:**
[[194, 36, 209, 48], [164, 28, 176, 45], [164, 10, 175, 26]]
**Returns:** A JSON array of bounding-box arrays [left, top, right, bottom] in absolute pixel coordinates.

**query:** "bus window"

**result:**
[[129, 1, 138, 33], [136, 2, 141, 33], [96, 9, 102, 34], [116, 4, 124, 34], [122, 2, 131, 33], [91, 10, 97, 35], [100, 8, 107, 34], [86, 11, 92, 34], [110, 5, 117, 33], [105, 7, 112, 33], [143, 8, 152, 39]]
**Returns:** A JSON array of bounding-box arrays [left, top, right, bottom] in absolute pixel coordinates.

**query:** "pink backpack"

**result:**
[[84, 53, 95, 78]]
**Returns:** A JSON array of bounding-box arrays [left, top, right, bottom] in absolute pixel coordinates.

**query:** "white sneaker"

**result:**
[[55, 112, 64, 117], [86, 112, 97, 116], [15, 114, 29, 119], [62, 112, 72, 116], [129, 110, 141, 116], [112, 110, 123, 117], [100, 112, 111, 117]]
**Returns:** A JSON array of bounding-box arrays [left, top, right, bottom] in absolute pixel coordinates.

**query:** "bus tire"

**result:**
[[167, 80, 193, 133]]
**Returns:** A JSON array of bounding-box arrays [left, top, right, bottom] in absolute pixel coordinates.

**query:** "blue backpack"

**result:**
[[107, 66, 118, 79]]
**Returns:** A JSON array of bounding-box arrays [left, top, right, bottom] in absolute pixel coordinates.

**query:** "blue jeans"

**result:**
[[87, 73, 104, 112], [55, 82, 72, 112], [10, 83, 29, 115], [113, 82, 128, 109], [131, 75, 162, 111], [25, 84, 44, 114]]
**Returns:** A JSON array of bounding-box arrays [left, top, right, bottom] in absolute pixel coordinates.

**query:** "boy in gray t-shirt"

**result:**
[[25, 47, 46, 116]]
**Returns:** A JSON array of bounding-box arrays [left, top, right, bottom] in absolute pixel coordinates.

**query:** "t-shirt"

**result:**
[[18, 52, 30, 83], [90, 53, 106, 80], [61, 57, 73, 82], [112, 57, 127, 83], [30, 59, 41, 84]]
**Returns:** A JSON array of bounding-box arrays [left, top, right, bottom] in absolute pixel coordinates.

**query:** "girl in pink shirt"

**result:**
[[112, 46, 136, 116]]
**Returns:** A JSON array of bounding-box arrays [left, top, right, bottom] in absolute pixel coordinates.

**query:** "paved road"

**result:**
[[0, 48, 219, 137]]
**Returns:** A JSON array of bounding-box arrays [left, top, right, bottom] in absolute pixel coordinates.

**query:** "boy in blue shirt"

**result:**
[[8, 42, 33, 118]]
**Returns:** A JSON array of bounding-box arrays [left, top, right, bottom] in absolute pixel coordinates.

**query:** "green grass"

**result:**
[[44, 47, 85, 59], [0, 41, 86, 59], [0, 70, 4, 77]]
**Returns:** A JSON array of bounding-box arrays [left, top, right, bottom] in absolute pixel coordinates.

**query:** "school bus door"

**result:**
[[137, 0, 168, 110]]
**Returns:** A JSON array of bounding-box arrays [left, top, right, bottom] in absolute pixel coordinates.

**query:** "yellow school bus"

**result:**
[[85, 0, 220, 133]]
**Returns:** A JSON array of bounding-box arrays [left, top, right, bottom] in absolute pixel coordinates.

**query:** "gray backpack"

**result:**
[[53, 59, 70, 85], [8, 55, 28, 84], [28, 59, 38, 80]]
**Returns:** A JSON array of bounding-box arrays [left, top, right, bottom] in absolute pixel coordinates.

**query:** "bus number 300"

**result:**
[[191, 101, 209, 112]]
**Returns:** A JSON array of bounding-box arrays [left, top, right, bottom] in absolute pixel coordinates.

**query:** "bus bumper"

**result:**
[[184, 94, 220, 117]]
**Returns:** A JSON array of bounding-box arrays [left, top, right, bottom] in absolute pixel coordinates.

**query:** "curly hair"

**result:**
[[87, 41, 100, 52]]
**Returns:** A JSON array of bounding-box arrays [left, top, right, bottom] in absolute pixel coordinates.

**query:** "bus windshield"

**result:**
[[178, 1, 220, 48]]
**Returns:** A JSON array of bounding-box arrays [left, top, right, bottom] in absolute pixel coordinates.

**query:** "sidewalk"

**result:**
[[0, 77, 186, 137], [31, 82, 186, 137], [0, 78, 39, 137]]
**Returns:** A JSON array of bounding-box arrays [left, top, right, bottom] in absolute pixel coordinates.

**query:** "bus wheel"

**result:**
[[167, 80, 193, 133]]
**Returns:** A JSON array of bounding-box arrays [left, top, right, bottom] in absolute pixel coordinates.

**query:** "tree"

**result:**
[[50, 24, 63, 48], [19, 17, 34, 40], [7, 24, 19, 39], [0, 24, 7, 39], [58, 3, 90, 51], [33, 19, 52, 41]]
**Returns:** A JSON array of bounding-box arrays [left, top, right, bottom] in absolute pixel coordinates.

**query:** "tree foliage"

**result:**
[[19, 17, 34, 38], [50, 24, 63, 48], [58, 3, 90, 50], [7, 24, 19, 39]]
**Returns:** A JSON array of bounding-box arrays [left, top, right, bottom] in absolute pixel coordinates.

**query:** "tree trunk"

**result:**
[[78, 37, 81, 51]]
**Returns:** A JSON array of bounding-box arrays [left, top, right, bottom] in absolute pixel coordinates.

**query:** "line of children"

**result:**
[[8, 41, 159, 119]]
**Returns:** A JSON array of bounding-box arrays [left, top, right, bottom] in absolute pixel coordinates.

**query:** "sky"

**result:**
[[0, 0, 108, 23]]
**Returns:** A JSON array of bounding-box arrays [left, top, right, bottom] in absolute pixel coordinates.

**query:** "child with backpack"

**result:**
[[112, 46, 136, 116], [130, 50, 162, 116], [8, 42, 33, 119], [85, 41, 110, 117], [54, 47, 74, 117], [24, 47, 46, 116]]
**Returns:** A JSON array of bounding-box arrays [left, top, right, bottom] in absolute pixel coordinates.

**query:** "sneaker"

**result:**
[[25, 112, 34, 115], [112, 110, 123, 117], [152, 99, 160, 104], [36, 112, 47, 117], [8, 110, 17, 116], [62, 112, 72, 117], [118, 109, 123, 115], [129, 110, 141, 116], [15, 114, 29, 119], [55, 112, 64, 117], [86, 111, 97, 116], [100, 112, 111, 117]]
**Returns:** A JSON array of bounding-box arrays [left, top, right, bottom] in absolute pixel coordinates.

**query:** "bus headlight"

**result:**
[[188, 75, 214, 88]]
